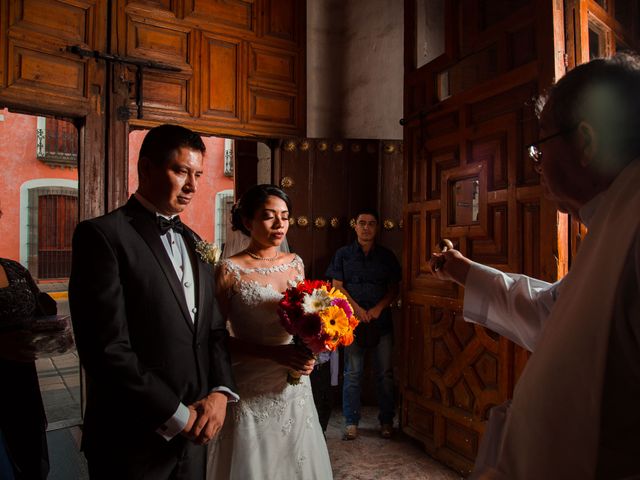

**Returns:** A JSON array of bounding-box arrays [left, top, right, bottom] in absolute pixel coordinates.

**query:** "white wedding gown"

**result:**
[[207, 256, 333, 479]]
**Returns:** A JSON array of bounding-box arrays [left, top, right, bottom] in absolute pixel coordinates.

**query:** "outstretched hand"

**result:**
[[428, 249, 472, 286], [182, 392, 228, 445]]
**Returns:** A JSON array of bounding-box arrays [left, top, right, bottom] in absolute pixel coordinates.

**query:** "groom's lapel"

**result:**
[[125, 198, 194, 332]]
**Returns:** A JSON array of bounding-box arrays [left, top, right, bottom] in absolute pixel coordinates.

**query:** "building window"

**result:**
[[27, 187, 78, 280], [215, 189, 235, 250], [36, 117, 78, 168], [224, 139, 234, 177]]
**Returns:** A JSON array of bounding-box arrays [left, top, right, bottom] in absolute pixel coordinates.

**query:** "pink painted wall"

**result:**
[[128, 130, 233, 242], [0, 112, 231, 264], [0, 109, 78, 262]]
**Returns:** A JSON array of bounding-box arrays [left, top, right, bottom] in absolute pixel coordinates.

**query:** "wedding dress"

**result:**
[[207, 255, 333, 479]]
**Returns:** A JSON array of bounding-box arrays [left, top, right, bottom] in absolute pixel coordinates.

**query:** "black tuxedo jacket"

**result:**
[[69, 197, 236, 460]]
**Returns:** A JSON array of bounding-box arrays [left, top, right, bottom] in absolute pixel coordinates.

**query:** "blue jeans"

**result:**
[[343, 333, 395, 426]]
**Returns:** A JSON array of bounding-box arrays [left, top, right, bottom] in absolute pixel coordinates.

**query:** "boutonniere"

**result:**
[[195, 240, 221, 265]]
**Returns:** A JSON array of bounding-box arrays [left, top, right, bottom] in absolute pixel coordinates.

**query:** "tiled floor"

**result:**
[[326, 407, 463, 480], [36, 352, 82, 430], [36, 351, 87, 479]]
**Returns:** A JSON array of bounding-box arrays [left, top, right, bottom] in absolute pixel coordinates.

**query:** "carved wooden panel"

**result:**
[[248, 43, 297, 86], [187, 0, 255, 33], [278, 139, 313, 277], [378, 141, 404, 258], [8, 42, 85, 96], [10, 0, 93, 45], [402, 0, 564, 474], [138, 71, 192, 119], [407, 126, 428, 203], [1, 0, 102, 115], [261, 0, 299, 45], [405, 302, 426, 394], [429, 147, 459, 200], [126, 0, 172, 11], [126, 16, 191, 67], [403, 301, 511, 469], [248, 86, 296, 128], [200, 33, 242, 123], [406, 209, 459, 299], [520, 200, 541, 278]]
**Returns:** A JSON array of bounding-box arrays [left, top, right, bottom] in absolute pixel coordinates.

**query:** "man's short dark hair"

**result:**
[[536, 51, 640, 163], [355, 208, 379, 223], [138, 124, 206, 167]]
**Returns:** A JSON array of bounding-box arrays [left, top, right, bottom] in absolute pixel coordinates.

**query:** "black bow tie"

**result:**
[[157, 216, 184, 235]]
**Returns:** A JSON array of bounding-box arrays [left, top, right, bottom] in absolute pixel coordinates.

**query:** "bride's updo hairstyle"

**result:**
[[231, 184, 292, 237]]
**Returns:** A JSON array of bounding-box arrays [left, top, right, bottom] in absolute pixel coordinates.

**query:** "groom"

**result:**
[[69, 124, 237, 479]]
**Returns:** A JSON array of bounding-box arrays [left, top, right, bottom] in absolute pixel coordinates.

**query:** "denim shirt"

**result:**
[[325, 241, 401, 334]]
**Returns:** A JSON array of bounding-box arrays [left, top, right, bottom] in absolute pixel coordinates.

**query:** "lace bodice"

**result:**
[[217, 255, 304, 346]]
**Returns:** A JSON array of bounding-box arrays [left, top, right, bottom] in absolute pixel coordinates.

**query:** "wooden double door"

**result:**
[[0, 0, 307, 216], [400, 0, 639, 475]]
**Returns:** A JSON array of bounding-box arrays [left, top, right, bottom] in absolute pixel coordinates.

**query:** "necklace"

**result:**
[[245, 249, 280, 261]]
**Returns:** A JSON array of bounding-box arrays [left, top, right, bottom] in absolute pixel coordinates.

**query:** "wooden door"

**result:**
[[0, 0, 108, 219], [276, 138, 403, 280], [37, 194, 78, 279], [401, 0, 567, 474]]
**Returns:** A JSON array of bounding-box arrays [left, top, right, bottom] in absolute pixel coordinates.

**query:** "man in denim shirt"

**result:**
[[325, 208, 401, 440]]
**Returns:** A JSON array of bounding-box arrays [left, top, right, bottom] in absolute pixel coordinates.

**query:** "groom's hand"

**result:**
[[181, 406, 198, 439], [187, 392, 228, 445]]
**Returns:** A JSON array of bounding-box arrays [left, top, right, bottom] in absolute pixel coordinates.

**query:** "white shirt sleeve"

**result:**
[[210, 386, 239, 402], [156, 402, 191, 441], [463, 262, 561, 352]]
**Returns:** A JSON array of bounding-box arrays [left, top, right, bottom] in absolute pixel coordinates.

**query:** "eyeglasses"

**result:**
[[526, 126, 577, 165]]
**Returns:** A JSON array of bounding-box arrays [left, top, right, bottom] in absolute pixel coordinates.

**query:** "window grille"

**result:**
[[27, 187, 78, 280], [215, 190, 235, 250], [36, 117, 78, 168], [224, 139, 234, 177]]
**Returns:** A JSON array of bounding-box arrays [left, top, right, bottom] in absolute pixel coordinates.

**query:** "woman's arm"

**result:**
[[214, 261, 315, 375], [228, 337, 314, 374]]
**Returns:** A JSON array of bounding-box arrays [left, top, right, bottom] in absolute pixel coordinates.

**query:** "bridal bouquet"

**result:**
[[278, 280, 359, 385]]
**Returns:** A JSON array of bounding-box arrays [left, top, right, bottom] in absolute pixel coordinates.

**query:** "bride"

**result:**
[[207, 184, 333, 479]]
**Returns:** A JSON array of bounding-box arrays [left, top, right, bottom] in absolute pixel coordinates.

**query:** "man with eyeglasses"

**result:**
[[326, 208, 401, 441], [430, 52, 640, 479]]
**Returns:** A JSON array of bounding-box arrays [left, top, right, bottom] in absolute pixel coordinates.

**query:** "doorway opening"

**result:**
[[0, 108, 82, 434]]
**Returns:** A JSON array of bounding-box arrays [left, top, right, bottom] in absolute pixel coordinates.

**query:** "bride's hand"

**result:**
[[270, 345, 315, 375]]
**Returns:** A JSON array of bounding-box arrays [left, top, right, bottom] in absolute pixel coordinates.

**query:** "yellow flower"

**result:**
[[320, 306, 350, 338], [327, 287, 347, 300]]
